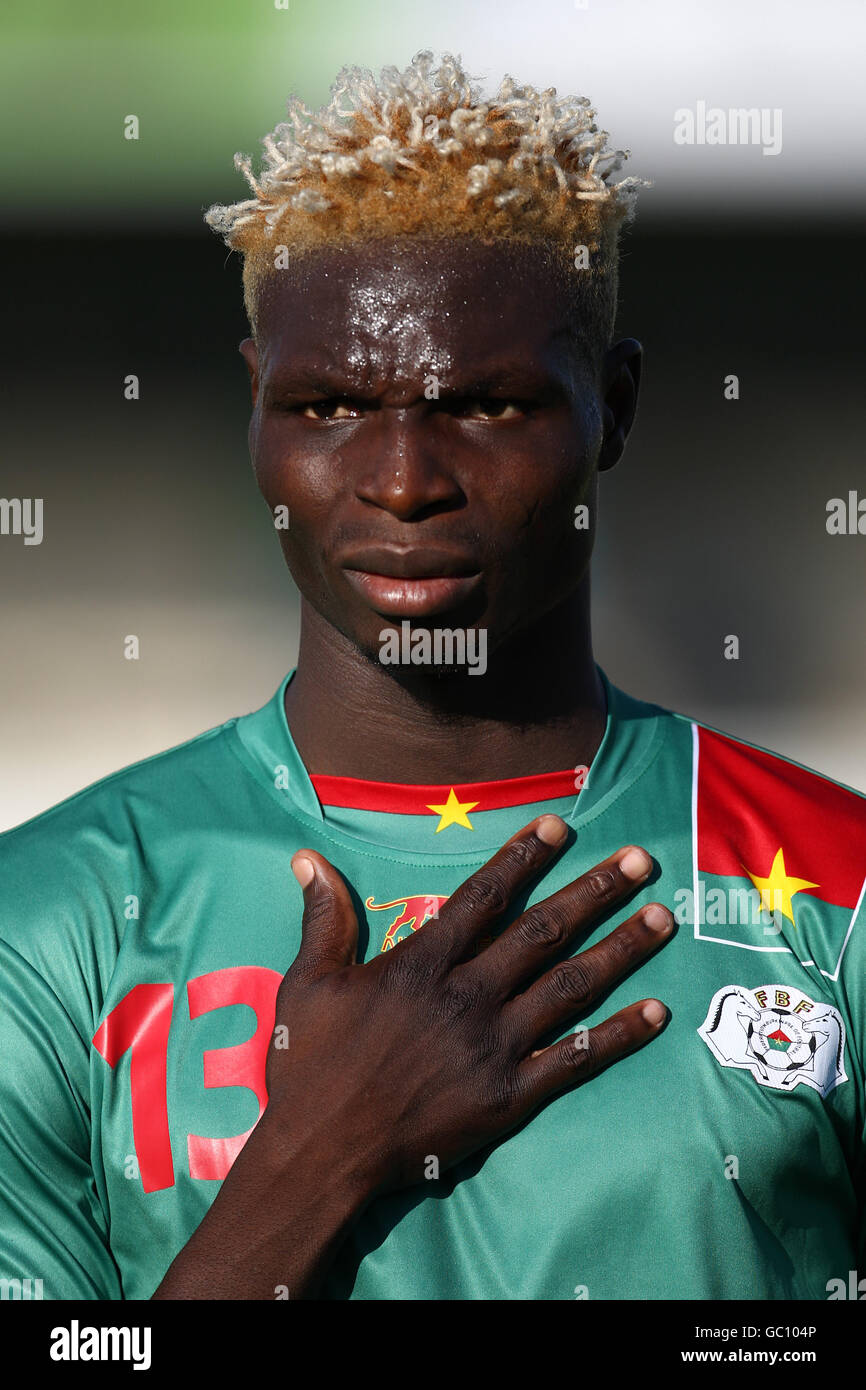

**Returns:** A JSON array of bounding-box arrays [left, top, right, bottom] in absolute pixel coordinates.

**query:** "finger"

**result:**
[[289, 850, 359, 979], [505, 902, 674, 1042], [429, 815, 569, 966], [466, 845, 654, 999], [516, 999, 668, 1107]]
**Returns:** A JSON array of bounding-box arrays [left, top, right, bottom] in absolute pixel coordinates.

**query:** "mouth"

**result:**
[[339, 545, 483, 618]]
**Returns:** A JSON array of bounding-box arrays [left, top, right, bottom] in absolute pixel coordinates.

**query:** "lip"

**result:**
[[338, 545, 480, 580], [339, 544, 483, 617], [343, 570, 483, 618]]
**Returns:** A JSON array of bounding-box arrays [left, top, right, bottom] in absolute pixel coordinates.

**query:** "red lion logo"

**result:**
[[366, 894, 449, 951]]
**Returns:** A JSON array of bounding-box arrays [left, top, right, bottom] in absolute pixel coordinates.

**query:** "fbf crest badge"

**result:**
[[698, 984, 847, 1098]]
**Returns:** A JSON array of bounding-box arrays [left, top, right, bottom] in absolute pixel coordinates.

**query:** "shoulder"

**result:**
[[663, 708, 866, 984], [680, 711, 866, 850], [0, 715, 243, 998], [609, 671, 866, 839], [1, 714, 242, 868]]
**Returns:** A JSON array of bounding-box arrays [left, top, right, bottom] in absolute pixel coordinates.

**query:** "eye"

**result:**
[[300, 399, 363, 420], [460, 398, 524, 420]]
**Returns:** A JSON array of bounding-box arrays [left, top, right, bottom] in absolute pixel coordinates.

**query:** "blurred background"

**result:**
[[1, 0, 864, 829]]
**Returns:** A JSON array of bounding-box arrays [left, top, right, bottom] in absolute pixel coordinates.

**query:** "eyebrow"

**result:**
[[262, 368, 358, 399], [263, 360, 572, 400]]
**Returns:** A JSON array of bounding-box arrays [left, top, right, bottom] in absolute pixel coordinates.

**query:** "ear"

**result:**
[[239, 338, 260, 407], [598, 338, 642, 473]]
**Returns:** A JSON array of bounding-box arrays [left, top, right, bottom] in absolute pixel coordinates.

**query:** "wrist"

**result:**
[[251, 1104, 381, 1214]]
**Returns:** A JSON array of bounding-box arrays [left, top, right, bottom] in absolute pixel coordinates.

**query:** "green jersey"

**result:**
[[1, 667, 865, 1300]]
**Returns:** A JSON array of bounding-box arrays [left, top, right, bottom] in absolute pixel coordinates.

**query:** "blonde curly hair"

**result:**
[[205, 50, 646, 358]]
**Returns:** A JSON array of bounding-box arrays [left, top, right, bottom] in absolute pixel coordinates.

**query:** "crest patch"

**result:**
[[698, 984, 847, 1098]]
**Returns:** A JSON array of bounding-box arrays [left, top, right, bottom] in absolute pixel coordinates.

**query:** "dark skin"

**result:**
[[244, 238, 640, 780], [153, 238, 671, 1301]]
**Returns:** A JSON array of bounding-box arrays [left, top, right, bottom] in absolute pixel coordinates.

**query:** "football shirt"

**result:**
[[1, 667, 864, 1300]]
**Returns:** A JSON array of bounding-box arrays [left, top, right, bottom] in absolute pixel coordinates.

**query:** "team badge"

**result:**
[[698, 984, 847, 1097], [366, 894, 448, 951]]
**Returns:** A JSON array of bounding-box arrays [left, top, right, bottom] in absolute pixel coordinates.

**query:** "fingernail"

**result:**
[[620, 846, 652, 880], [292, 855, 315, 888], [643, 903, 671, 932], [642, 999, 666, 1025], [536, 815, 567, 846]]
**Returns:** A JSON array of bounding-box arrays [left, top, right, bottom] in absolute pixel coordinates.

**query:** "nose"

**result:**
[[352, 409, 465, 522]]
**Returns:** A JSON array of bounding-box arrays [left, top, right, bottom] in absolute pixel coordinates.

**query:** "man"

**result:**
[[1, 51, 865, 1302]]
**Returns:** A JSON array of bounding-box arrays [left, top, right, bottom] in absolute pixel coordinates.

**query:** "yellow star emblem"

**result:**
[[743, 846, 819, 926], [426, 787, 479, 833]]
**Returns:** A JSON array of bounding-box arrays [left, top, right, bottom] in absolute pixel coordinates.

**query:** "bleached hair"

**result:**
[[204, 50, 647, 356]]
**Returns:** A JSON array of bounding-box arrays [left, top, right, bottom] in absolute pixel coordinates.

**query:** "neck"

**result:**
[[284, 582, 607, 784]]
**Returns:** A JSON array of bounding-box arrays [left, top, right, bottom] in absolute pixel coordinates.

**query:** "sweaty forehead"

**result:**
[[254, 238, 577, 385]]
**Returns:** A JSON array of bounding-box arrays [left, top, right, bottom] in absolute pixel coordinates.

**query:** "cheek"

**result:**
[[546, 406, 603, 544], [500, 417, 600, 551], [487, 425, 600, 614], [248, 427, 338, 596], [251, 422, 337, 529]]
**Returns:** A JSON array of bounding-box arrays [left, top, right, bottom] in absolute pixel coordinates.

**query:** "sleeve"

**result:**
[[0, 936, 123, 1299]]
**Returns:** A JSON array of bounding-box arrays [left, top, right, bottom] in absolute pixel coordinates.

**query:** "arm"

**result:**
[[0, 937, 123, 1300], [151, 1109, 373, 1299]]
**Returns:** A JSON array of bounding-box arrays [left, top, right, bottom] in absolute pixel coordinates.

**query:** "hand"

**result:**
[[262, 814, 672, 1197]]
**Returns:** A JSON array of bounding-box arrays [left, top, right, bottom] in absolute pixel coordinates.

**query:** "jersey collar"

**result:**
[[231, 664, 669, 856]]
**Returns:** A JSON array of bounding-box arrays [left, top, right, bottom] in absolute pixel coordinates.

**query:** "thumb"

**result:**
[[290, 849, 359, 977]]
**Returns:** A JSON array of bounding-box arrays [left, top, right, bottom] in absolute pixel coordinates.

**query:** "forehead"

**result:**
[[253, 238, 579, 381]]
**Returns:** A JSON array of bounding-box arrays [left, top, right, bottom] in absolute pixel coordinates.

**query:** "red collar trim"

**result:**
[[309, 769, 580, 815]]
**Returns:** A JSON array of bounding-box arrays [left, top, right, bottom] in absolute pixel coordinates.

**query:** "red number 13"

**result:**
[[93, 967, 281, 1193]]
